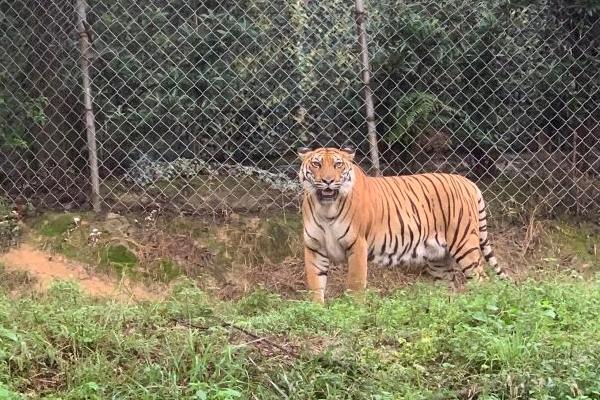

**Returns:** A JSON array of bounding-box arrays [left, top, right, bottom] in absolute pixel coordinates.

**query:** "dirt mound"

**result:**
[[0, 244, 160, 302]]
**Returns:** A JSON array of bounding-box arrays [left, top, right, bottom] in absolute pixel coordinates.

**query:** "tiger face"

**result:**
[[297, 147, 356, 203]]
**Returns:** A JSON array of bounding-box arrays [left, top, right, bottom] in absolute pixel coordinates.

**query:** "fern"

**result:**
[[388, 92, 458, 145]]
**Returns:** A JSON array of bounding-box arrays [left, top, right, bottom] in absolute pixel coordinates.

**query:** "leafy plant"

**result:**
[[388, 92, 459, 145]]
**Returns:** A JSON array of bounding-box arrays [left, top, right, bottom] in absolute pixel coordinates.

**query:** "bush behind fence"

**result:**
[[0, 0, 598, 216]]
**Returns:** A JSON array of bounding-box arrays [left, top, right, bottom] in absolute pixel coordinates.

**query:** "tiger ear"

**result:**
[[341, 146, 355, 160], [297, 147, 312, 160]]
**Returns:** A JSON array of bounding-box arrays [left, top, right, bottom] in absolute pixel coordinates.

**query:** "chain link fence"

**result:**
[[1, 0, 599, 217]]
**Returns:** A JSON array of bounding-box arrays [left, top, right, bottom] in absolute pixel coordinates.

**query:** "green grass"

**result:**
[[33, 214, 79, 237], [1, 275, 600, 399]]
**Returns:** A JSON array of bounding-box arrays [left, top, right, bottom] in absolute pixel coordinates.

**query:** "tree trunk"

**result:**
[[355, 0, 381, 176], [76, 0, 101, 212]]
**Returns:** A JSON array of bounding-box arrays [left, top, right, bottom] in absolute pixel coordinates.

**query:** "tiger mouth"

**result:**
[[317, 188, 339, 202]]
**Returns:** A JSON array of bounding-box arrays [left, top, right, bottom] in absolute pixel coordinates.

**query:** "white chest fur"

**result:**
[[303, 218, 351, 264], [322, 222, 349, 264]]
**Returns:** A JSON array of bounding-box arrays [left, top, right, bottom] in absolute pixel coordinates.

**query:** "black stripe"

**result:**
[[304, 227, 319, 243], [374, 180, 387, 225], [451, 177, 473, 230], [401, 227, 414, 259], [452, 218, 472, 258], [317, 270, 328, 276], [381, 181, 405, 254], [331, 196, 349, 220], [479, 225, 487, 232], [337, 223, 352, 241], [408, 198, 422, 231], [306, 245, 327, 259], [432, 175, 453, 237], [345, 237, 358, 252], [455, 246, 479, 263], [448, 206, 464, 254], [484, 251, 494, 261], [380, 179, 403, 250], [413, 177, 434, 213], [392, 235, 399, 255], [438, 174, 455, 223], [406, 178, 431, 241], [404, 183, 423, 248], [307, 197, 324, 232], [338, 197, 353, 222], [311, 261, 327, 272], [422, 175, 448, 230], [381, 234, 387, 254], [383, 182, 393, 252], [411, 213, 422, 258], [461, 262, 478, 273]]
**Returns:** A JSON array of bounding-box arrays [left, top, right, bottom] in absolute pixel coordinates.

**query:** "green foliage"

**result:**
[[87, 0, 361, 163], [388, 92, 459, 144], [34, 214, 76, 237], [155, 259, 184, 283], [99, 244, 138, 275], [1, 277, 600, 398], [371, 0, 600, 150], [0, 0, 598, 169]]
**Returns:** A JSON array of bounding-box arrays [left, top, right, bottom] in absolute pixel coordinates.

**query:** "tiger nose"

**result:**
[[322, 177, 334, 185]]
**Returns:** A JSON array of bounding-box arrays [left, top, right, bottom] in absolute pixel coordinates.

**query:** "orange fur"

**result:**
[[298, 147, 506, 303]]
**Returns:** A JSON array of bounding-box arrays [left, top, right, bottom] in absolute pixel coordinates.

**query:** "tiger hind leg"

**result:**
[[425, 247, 457, 285], [453, 235, 487, 282]]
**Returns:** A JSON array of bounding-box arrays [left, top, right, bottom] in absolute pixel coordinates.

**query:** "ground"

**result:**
[[0, 204, 598, 399], [1, 206, 597, 300]]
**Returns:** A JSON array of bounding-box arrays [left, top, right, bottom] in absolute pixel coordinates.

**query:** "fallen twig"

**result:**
[[172, 316, 301, 359]]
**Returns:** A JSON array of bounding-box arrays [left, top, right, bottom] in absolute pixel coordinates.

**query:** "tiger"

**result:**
[[298, 146, 508, 303]]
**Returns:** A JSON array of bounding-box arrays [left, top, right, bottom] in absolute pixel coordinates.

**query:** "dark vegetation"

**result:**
[[0, 0, 599, 214]]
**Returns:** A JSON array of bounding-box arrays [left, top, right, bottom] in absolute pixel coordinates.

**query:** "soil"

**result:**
[[0, 243, 161, 302], [0, 208, 597, 303]]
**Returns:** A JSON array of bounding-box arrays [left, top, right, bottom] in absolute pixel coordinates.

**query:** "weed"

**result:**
[[0, 275, 599, 398], [34, 214, 78, 237]]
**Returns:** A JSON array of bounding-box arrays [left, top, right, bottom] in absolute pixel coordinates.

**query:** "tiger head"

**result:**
[[297, 146, 356, 203]]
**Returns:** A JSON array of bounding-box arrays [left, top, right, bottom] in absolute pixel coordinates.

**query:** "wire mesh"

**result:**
[[0, 0, 598, 217]]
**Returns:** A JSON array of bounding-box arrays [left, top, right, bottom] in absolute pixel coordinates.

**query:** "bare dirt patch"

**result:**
[[0, 244, 161, 302]]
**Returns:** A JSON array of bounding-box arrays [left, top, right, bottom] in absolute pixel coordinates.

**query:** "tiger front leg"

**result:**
[[304, 246, 330, 304], [346, 239, 368, 297]]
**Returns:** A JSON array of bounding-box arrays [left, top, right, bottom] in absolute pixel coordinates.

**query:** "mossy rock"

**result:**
[[99, 244, 138, 276], [35, 214, 76, 237]]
